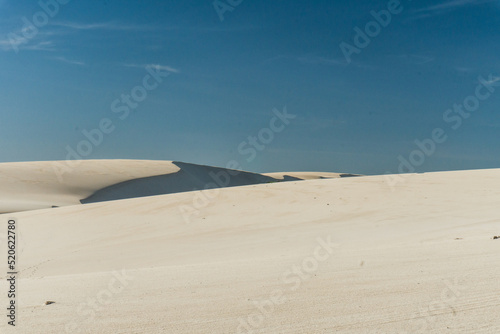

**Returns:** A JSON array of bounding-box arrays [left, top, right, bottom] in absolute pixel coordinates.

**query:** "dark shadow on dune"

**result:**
[[281, 175, 303, 181], [282, 174, 361, 181], [81, 161, 280, 204]]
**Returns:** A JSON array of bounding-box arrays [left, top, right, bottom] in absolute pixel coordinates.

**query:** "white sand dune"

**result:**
[[81, 161, 280, 204], [0, 160, 179, 213], [1, 164, 500, 333], [0, 160, 334, 213]]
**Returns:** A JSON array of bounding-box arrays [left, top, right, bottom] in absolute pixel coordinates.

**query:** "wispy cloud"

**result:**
[[0, 37, 56, 52], [263, 54, 379, 70], [484, 76, 500, 85], [52, 56, 86, 66], [455, 66, 476, 74], [0, 26, 60, 52], [1, 21, 163, 52], [51, 21, 170, 32], [411, 0, 496, 19], [121, 63, 180, 73], [52, 22, 112, 30], [417, 0, 491, 12], [51, 21, 256, 34], [0, 33, 25, 51], [0, 39, 12, 51], [389, 54, 435, 65], [20, 40, 56, 51], [263, 54, 348, 67], [296, 55, 348, 66], [191, 25, 261, 33]]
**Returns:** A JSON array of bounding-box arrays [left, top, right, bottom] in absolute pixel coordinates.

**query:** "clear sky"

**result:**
[[0, 0, 499, 175]]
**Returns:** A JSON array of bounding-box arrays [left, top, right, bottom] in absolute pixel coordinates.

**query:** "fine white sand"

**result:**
[[0, 160, 179, 213], [1, 161, 499, 333], [0, 160, 328, 213]]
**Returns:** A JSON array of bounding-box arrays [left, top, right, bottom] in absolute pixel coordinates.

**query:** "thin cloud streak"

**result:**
[[20, 40, 56, 51], [0, 39, 56, 52], [51, 21, 173, 32], [416, 0, 493, 12], [484, 76, 500, 85], [296, 55, 348, 66], [52, 56, 86, 66], [412, 0, 496, 18], [0, 39, 12, 50], [263, 54, 347, 67], [0, 28, 59, 52], [121, 63, 180, 73], [389, 54, 435, 65]]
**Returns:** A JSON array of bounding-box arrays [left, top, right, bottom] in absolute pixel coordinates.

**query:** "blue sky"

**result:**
[[0, 0, 499, 175]]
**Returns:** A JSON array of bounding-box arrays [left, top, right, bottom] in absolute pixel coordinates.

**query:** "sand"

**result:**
[[0, 160, 179, 213], [0, 160, 328, 213], [0, 160, 499, 333]]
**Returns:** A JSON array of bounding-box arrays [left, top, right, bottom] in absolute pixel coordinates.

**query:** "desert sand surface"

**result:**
[[0, 160, 179, 213], [0, 160, 327, 213], [81, 161, 280, 205], [1, 161, 500, 333]]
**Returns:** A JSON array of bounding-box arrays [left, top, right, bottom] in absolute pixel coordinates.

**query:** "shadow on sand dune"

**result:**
[[81, 161, 280, 204]]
